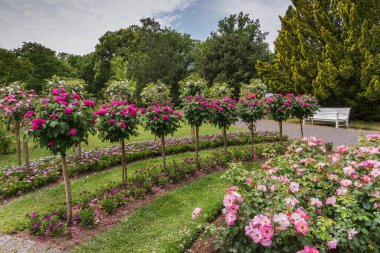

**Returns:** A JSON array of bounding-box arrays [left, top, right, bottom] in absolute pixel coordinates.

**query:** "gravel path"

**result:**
[[239, 119, 379, 149], [0, 233, 64, 253]]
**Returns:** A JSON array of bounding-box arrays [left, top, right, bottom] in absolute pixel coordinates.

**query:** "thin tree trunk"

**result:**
[[121, 139, 127, 184], [61, 154, 73, 225], [23, 136, 30, 173], [222, 126, 227, 155], [299, 119, 304, 137], [15, 121, 21, 166], [161, 134, 166, 171], [279, 121, 283, 145], [250, 122, 255, 160], [78, 143, 82, 161], [195, 126, 200, 169], [191, 126, 195, 144]]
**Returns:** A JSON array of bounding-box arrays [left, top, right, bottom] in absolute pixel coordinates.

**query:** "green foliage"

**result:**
[[0, 48, 33, 86], [197, 12, 271, 98], [77, 206, 96, 228], [140, 80, 171, 106], [102, 80, 136, 102], [45, 75, 87, 94], [0, 125, 14, 154], [100, 196, 118, 215], [178, 73, 208, 98], [240, 78, 267, 98], [257, 2, 380, 120], [291, 94, 320, 120], [207, 82, 232, 99]]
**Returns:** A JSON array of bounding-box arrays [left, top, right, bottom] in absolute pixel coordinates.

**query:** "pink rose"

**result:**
[[48, 140, 55, 146], [69, 128, 77, 136], [83, 100, 95, 107], [24, 110, 35, 118], [327, 239, 338, 250], [162, 115, 170, 120], [109, 119, 116, 125], [64, 107, 74, 114], [153, 116, 158, 121], [192, 207, 203, 219], [51, 88, 60, 95]]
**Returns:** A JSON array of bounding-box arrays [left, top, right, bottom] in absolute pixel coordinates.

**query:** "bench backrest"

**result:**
[[313, 108, 351, 120]]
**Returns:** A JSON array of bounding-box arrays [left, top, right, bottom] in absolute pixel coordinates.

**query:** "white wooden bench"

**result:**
[[303, 108, 351, 128]]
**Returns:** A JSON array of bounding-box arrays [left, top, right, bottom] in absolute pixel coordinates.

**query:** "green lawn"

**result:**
[[74, 162, 257, 253], [0, 123, 244, 167], [0, 146, 244, 234]]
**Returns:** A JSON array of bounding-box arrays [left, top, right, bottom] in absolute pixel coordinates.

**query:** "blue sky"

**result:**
[[0, 0, 291, 55]]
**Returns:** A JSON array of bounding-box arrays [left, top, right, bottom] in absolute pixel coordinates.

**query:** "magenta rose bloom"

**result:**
[[69, 128, 77, 136], [64, 107, 74, 114]]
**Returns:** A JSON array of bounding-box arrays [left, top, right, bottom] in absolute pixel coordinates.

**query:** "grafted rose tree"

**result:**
[[46, 77, 89, 159], [95, 101, 139, 184], [209, 97, 238, 155], [183, 96, 212, 168], [264, 94, 293, 145], [0, 83, 38, 171], [142, 104, 182, 171], [25, 88, 96, 224], [291, 94, 320, 137], [207, 82, 233, 99], [237, 95, 266, 159]]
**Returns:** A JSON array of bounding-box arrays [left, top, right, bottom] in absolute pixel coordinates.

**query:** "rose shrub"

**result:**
[[102, 80, 137, 102], [24, 88, 96, 223], [237, 95, 266, 158], [291, 94, 320, 137], [95, 101, 140, 184], [215, 134, 380, 252], [179, 74, 208, 98], [142, 104, 182, 170], [263, 94, 293, 145], [140, 81, 171, 106], [208, 82, 233, 99], [209, 97, 238, 154], [182, 96, 213, 167]]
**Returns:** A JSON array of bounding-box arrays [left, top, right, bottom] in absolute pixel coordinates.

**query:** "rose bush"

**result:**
[[237, 95, 266, 158], [95, 101, 140, 184], [209, 97, 238, 154], [142, 104, 182, 170], [179, 74, 208, 98], [263, 94, 293, 145], [215, 134, 380, 252], [208, 82, 233, 99], [24, 88, 96, 224], [140, 81, 171, 106], [291, 94, 320, 137], [182, 96, 213, 168], [0, 83, 38, 168], [102, 80, 137, 102]]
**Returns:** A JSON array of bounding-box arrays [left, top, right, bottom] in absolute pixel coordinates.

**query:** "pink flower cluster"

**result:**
[[192, 207, 203, 219], [296, 245, 319, 253], [302, 137, 324, 147], [223, 186, 243, 226], [245, 214, 274, 246], [143, 104, 182, 121]]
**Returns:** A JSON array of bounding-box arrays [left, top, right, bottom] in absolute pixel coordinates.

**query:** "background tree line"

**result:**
[[1, 1, 379, 120]]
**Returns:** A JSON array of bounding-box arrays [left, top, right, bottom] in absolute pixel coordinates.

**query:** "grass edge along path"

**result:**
[[0, 144, 264, 234], [73, 163, 256, 253]]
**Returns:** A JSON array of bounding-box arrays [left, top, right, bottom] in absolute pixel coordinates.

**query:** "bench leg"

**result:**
[[336, 120, 338, 128], [302, 119, 305, 125]]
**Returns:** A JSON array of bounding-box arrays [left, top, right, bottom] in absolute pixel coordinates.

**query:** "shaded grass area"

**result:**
[[0, 124, 244, 167], [287, 118, 380, 131], [0, 147, 236, 234], [74, 162, 256, 253]]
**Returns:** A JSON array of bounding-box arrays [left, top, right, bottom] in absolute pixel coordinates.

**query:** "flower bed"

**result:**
[[0, 131, 284, 199], [215, 134, 380, 252], [25, 142, 287, 237]]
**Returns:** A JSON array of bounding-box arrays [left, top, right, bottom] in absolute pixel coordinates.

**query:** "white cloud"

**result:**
[[0, 0, 196, 54]]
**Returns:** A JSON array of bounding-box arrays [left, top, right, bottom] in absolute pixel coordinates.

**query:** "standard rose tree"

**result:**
[[183, 96, 212, 168], [0, 83, 38, 170], [264, 94, 293, 145], [95, 101, 139, 184], [237, 95, 266, 159], [291, 94, 319, 137], [25, 88, 96, 224], [142, 104, 182, 171], [209, 97, 238, 155]]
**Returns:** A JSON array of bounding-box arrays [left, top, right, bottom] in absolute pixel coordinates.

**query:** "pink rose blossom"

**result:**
[[225, 212, 237, 226], [327, 239, 338, 249], [326, 196, 336, 205], [64, 107, 73, 114], [347, 228, 358, 240], [289, 182, 300, 193], [295, 220, 309, 235], [69, 128, 77, 136], [192, 207, 202, 219]]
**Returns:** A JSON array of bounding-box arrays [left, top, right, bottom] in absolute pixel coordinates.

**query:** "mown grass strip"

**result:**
[[0, 147, 231, 234], [73, 162, 257, 253]]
